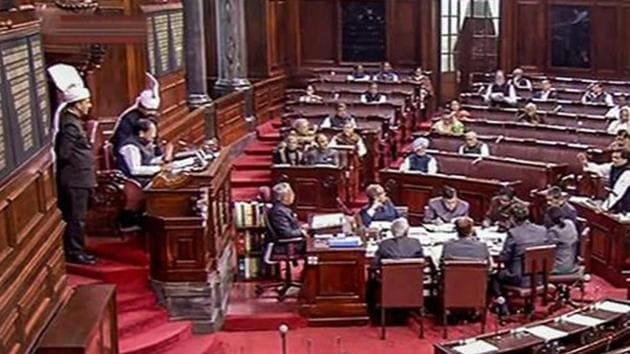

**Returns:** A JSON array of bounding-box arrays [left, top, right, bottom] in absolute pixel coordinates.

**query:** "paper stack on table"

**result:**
[[452, 340, 498, 354], [564, 314, 606, 327], [311, 213, 345, 229], [524, 325, 568, 342], [597, 301, 630, 314]]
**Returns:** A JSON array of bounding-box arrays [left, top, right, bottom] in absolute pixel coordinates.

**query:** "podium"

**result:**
[[144, 151, 234, 333]]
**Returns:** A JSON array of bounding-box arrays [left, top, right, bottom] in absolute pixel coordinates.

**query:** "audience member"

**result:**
[[291, 118, 317, 148], [533, 79, 558, 101], [609, 130, 630, 151], [320, 102, 357, 129], [361, 82, 386, 104], [372, 62, 399, 82], [483, 186, 523, 231], [441, 217, 491, 263], [449, 99, 471, 120], [399, 137, 438, 173], [423, 186, 470, 224], [432, 112, 465, 135], [607, 107, 630, 135], [508, 67, 532, 90], [329, 121, 367, 157], [299, 85, 323, 103], [118, 119, 172, 186], [347, 64, 371, 81], [605, 95, 630, 120], [546, 207, 579, 275], [581, 82, 614, 106], [359, 184, 400, 227], [304, 134, 340, 166], [517, 102, 545, 124], [272, 135, 304, 165], [371, 218, 423, 266], [458, 131, 490, 156], [578, 150, 630, 214], [543, 186, 578, 227], [483, 70, 517, 106]]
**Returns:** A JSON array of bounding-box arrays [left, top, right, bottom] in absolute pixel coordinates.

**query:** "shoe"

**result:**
[[82, 253, 96, 262], [67, 253, 96, 265]]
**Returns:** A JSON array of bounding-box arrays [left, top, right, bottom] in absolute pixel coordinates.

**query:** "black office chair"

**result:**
[[255, 212, 305, 301]]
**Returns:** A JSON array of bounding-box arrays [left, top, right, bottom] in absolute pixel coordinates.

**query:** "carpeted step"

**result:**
[[244, 141, 278, 156], [257, 131, 282, 143], [222, 312, 307, 332], [233, 156, 273, 171], [156, 334, 222, 354], [231, 170, 272, 188], [67, 259, 149, 291], [119, 321, 193, 354], [67, 274, 102, 288], [232, 187, 263, 202], [118, 309, 170, 339], [117, 289, 159, 312], [86, 238, 149, 266]]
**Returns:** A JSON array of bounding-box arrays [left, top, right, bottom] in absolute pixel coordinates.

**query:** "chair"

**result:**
[[549, 224, 591, 312], [377, 258, 425, 340], [255, 212, 304, 301], [501, 245, 556, 319], [441, 260, 489, 339]]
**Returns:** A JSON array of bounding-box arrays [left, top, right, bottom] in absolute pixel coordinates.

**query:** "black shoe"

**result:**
[[67, 253, 96, 265], [82, 253, 96, 262]]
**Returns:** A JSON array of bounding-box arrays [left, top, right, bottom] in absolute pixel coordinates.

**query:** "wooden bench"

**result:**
[[460, 92, 612, 116]]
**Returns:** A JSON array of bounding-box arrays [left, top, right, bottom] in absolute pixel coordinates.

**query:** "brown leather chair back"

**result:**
[[380, 258, 424, 308], [523, 244, 556, 277], [442, 260, 488, 309]]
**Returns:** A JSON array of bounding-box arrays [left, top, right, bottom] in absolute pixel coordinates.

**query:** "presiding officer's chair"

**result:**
[[377, 258, 425, 340], [255, 210, 305, 302]]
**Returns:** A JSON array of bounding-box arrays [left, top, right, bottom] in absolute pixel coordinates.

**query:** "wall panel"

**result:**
[[515, 1, 544, 71], [299, 0, 336, 65], [388, 0, 420, 66]]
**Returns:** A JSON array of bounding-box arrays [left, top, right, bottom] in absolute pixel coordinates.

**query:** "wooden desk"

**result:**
[[312, 81, 417, 96], [380, 169, 521, 223], [300, 240, 368, 326], [460, 93, 611, 117], [573, 201, 630, 288]]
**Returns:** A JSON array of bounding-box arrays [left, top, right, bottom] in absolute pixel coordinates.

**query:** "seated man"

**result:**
[[272, 135, 303, 165], [291, 118, 317, 148], [578, 150, 630, 214], [581, 82, 614, 106], [449, 99, 471, 120], [543, 186, 578, 227], [517, 102, 545, 124], [508, 67, 532, 91], [533, 79, 558, 101], [441, 217, 491, 263], [372, 62, 400, 82], [361, 82, 387, 104], [299, 85, 323, 103], [605, 95, 630, 119], [607, 107, 630, 135], [320, 102, 357, 129], [432, 112, 465, 136], [371, 217, 423, 266], [423, 186, 470, 224], [399, 137, 438, 173], [117, 119, 173, 186], [483, 186, 523, 231], [483, 70, 517, 106], [609, 130, 630, 151], [347, 64, 371, 81], [497, 204, 550, 288], [546, 206, 579, 275], [304, 133, 340, 166], [267, 183, 307, 252], [359, 184, 400, 227], [329, 121, 367, 158], [458, 131, 490, 156]]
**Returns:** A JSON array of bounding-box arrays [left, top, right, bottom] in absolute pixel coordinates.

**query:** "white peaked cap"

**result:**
[[47, 63, 85, 93], [63, 85, 91, 103], [412, 137, 429, 151], [138, 72, 160, 110]]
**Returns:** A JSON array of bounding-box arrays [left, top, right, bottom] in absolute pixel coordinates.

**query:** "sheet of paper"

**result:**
[[423, 223, 455, 233], [452, 340, 498, 354], [311, 213, 345, 229], [564, 314, 606, 327], [524, 325, 568, 342], [369, 221, 391, 230], [598, 301, 630, 314]]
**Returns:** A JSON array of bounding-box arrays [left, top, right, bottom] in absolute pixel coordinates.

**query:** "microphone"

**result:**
[[471, 157, 484, 165], [495, 135, 504, 143], [552, 105, 562, 114], [279, 324, 289, 354]]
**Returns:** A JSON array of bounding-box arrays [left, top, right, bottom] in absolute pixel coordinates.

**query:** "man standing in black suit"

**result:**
[[441, 217, 490, 263], [372, 218, 424, 266], [55, 85, 97, 265]]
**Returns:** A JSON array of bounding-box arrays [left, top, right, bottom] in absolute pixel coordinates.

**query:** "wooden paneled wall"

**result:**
[[501, 0, 630, 78], [214, 90, 247, 146], [0, 148, 69, 354]]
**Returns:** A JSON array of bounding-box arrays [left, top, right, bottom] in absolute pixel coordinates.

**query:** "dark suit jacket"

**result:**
[[372, 237, 424, 267], [267, 203, 302, 240], [441, 238, 490, 263], [55, 110, 96, 189], [499, 221, 550, 287]]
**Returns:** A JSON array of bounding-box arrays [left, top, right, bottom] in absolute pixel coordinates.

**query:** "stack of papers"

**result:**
[[564, 314, 606, 327], [423, 223, 455, 233], [368, 221, 392, 230], [311, 213, 345, 229], [452, 340, 498, 354], [597, 301, 630, 314], [524, 325, 568, 342]]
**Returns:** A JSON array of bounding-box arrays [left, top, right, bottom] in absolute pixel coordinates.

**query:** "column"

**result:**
[[214, 0, 251, 95]]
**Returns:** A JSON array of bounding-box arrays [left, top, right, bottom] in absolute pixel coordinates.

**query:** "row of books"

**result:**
[[235, 230, 266, 256], [237, 256, 278, 280], [234, 201, 270, 229]]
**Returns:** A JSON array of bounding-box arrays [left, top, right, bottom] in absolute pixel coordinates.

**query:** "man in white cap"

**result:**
[[399, 137, 438, 173], [54, 83, 97, 265], [111, 73, 165, 166]]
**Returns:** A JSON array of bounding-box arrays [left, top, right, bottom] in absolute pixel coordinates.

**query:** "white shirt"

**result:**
[[399, 155, 438, 174], [329, 135, 368, 157], [509, 77, 533, 91], [119, 144, 163, 176], [346, 74, 371, 82], [458, 143, 490, 157], [320, 116, 357, 129], [606, 105, 630, 119], [483, 84, 517, 105], [607, 120, 630, 135], [581, 92, 614, 106], [360, 94, 386, 104], [584, 162, 630, 211]]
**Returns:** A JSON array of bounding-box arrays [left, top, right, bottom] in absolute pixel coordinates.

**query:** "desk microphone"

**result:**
[[279, 324, 289, 354]]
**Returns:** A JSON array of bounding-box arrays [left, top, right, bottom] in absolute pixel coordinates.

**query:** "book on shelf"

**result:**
[[234, 201, 270, 229]]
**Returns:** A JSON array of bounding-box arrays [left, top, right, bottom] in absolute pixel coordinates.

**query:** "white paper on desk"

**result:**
[[564, 314, 606, 327], [408, 227, 427, 238], [598, 301, 630, 314], [452, 340, 498, 354], [524, 325, 568, 342], [423, 223, 455, 233], [172, 157, 196, 169], [369, 221, 392, 230], [311, 213, 345, 229]]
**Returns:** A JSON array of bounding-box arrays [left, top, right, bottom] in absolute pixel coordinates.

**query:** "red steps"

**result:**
[[232, 187, 263, 202], [67, 273, 102, 288], [118, 309, 170, 339], [231, 170, 272, 189], [66, 259, 149, 291], [117, 288, 159, 312], [233, 155, 273, 171], [119, 321, 193, 354], [156, 335, 223, 354]]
